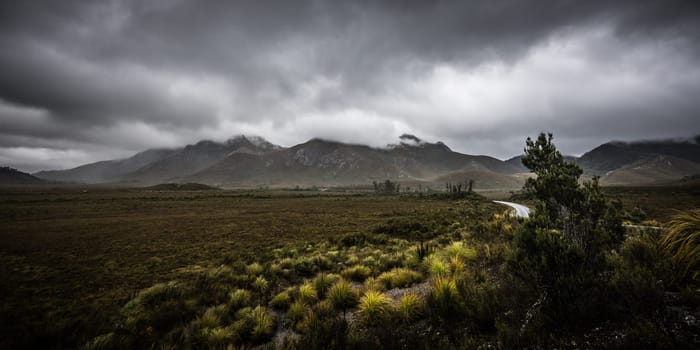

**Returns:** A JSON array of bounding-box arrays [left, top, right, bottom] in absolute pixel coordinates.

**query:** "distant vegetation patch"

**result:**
[[145, 182, 220, 191]]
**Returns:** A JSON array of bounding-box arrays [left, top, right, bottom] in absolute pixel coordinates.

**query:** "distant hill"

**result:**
[[668, 174, 700, 187], [33, 135, 280, 185], [31, 133, 700, 188], [0, 166, 47, 185], [578, 136, 700, 175], [186, 137, 522, 188], [34, 148, 175, 183], [121, 136, 280, 184], [600, 155, 700, 186]]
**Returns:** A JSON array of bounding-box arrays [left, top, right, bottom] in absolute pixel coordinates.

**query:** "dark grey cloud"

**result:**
[[0, 0, 699, 171]]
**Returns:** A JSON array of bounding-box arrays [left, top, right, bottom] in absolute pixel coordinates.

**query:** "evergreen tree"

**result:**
[[508, 132, 624, 332]]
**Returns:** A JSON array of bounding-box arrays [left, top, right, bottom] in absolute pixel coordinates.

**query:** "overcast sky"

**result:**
[[1, 0, 699, 172]]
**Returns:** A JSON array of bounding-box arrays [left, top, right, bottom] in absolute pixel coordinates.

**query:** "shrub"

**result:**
[[358, 291, 393, 326], [229, 289, 252, 309], [287, 301, 307, 328], [298, 282, 318, 304], [313, 273, 340, 298], [424, 255, 449, 276], [661, 210, 700, 285], [247, 262, 264, 276], [416, 241, 435, 261], [270, 290, 292, 310], [249, 306, 276, 343], [203, 326, 236, 347], [341, 265, 372, 282], [610, 233, 669, 316], [397, 292, 423, 323], [376, 268, 423, 290], [427, 277, 461, 320], [120, 282, 191, 335], [293, 257, 318, 277], [252, 276, 269, 295], [448, 256, 465, 274], [444, 241, 476, 261], [327, 279, 359, 316]]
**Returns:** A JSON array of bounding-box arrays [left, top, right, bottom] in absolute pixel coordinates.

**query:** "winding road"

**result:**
[[493, 201, 531, 218]]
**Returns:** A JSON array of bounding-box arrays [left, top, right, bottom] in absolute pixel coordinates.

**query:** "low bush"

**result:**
[[358, 291, 393, 326], [341, 265, 372, 282], [396, 292, 423, 323], [327, 279, 358, 316], [375, 268, 423, 290], [298, 282, 318, 304], [427, 276, 461, 321]]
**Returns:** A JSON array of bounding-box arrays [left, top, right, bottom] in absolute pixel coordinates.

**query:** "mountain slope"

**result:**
[[1, 166, 47, 185], [578, 136, 700, 175], [34, 148, 174, 183], [120, 136, 280, 184], [187, 137, 522, 188], [601, 155, 700, 186]]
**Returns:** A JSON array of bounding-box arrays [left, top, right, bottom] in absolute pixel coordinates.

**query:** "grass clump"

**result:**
[[287, 300, 307, 328], [424, 255, 449, 276], [313, 273, 340, 298], [247, 262, 264, 276], [427, 277, 461, 320], [270, 289, 292, 310], [376, 268, 423, 290], [444, 241, 477, 261], [298, 282, 318, 304], [341, 264, 372, 282], [358, 291, 393, 326], [249, 306, 276, 343], [229, 289, 252, 309], [661, 210, 700, 285], [397, 292, 423, 323], [327, 279, 359, 316]]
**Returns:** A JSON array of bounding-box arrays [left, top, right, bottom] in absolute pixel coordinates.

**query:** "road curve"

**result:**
[[493, 201, 530, 218]]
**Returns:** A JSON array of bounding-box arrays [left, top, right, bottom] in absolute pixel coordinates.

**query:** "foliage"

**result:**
[[397, 292, 423, 323], [358, 291, 394, 326], [327, 279, 358, 315], [427, 276, 461, 320], [610, 231, 670, 317], [270, 289, 292, 310], [2, 183, 697, 349], [248, 306, 276, 343], [661, 209, 700, 285], [340, 264, 372, 282], [508, 132, 624, 333], [312, 273, 340, 298], [298, 282, 318, 304], [375, 268, 423, 290], [372, 179, 400, 194], [229, 289, 252, 309]]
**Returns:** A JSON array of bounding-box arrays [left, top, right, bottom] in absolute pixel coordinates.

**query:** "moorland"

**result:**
[[1, 134, 699, 349]]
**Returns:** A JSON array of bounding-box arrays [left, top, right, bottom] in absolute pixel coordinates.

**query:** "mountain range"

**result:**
[[12, 134, 700, 189]]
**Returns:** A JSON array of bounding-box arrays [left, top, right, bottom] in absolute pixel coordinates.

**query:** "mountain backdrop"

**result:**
[[15, 134, 700, 189]]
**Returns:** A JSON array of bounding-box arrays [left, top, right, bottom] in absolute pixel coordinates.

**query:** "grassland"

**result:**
[[0, 188, 495, 348], [0, 185, 698, 349]]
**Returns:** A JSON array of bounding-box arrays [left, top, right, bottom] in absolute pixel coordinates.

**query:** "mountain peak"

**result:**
[[227, 135, 280, 150], [399, 134, 422, 145]]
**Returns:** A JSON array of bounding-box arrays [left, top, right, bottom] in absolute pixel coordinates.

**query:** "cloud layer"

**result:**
[[1, 0, 699, 171]]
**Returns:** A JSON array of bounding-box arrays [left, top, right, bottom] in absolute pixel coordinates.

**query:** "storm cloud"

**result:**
[[1, 0, 699, 172]]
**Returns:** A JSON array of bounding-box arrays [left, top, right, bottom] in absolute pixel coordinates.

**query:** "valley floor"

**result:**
[[0, 186, 698, 348]]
